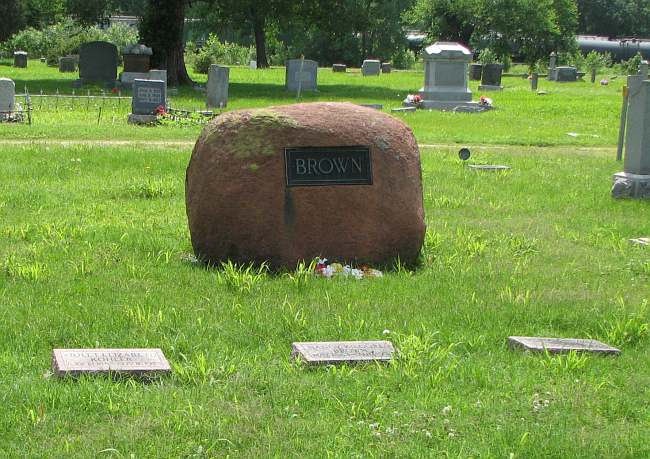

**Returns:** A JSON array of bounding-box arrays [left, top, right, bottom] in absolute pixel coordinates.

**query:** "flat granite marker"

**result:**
[[630, 237, 650, 246], [508, 337, 620, 355], [292, 341, 394, 364], [468, 164, 511, 171], [52, 348, 171, 376]]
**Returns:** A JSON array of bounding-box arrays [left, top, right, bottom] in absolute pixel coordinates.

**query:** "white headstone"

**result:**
[[52, 348, 171, 376], [250, 60, 257, 69], [207, 64, 229, 108], [0, 78, 15, 114]]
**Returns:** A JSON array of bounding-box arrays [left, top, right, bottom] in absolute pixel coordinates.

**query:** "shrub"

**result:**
[[391, 48, 417, 70], [189, 34, 254, 73]]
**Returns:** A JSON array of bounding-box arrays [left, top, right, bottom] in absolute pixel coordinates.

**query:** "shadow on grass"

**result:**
[[230, 82, 416, 101]]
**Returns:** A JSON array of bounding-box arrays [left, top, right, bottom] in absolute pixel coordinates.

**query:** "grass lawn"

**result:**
[[0, 59, 626, 146], [0, 59, 649, 457]]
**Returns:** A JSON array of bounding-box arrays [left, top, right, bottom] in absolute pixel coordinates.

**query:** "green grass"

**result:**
[[1, 141, 649, 457], [0, 59, 626, 146]]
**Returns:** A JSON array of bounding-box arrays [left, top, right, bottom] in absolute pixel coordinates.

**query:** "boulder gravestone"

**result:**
[[285, 59, 318, 92], [419, 42, 481, 111], [361, 59, 381, 76], [13, 51, 27, 68], [612, 75, 650, 198], [79, 41, 118, 84], [207, 64, 229, 108], [186, 102, 426, 269], [0, 78, 15, 115]]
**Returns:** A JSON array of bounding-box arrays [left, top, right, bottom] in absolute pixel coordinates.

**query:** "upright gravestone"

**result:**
[[531, 72, 539, 91], [185, 102, 426, 269], [128, 78, 166, 124], [639, 60, 649, 77], [78, 41, 118, 85], [418, 42, 481, 111], [612, 75, 650, 198], [469, 63, 482, 81], [361, 59, 381, 76], [555, 66, 577, 82], [59, 56, 76, 73], [547, 52, 557, 80], [122, 44, 152, 73], [207, 64, 229, 108], [149, 69, 167, 83], [250, 60, 257, 69], [0, 78, 16, 119], [332, 64, 347, 73], [285, 59, 318, 92], [479, 63, 503, 90], [381, 62, 392, 74], [13, 51, 27, 68]]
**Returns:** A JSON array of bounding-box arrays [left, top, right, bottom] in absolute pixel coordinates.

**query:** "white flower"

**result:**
[[441, 405, 452, 416], [383, 329, 391, 335]]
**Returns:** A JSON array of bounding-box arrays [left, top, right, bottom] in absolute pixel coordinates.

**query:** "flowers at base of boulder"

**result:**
[[403, 94, 422, 107], [314, 258, 383, 279], [479, 96, 493, 107]]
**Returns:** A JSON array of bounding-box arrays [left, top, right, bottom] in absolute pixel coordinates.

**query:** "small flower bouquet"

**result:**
[[403, 94, 422, 107], [479, 96, 493, 107], [315, 258, 383, 280]]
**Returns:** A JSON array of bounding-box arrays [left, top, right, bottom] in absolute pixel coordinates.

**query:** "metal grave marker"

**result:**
[[285, 146, 372, 186], [52, 348, 172, 376], [508, 336, 620, 355], [292, 341, 394, 364]]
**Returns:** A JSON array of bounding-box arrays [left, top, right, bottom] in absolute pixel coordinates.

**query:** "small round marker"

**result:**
[[458, 148, 471, 161]]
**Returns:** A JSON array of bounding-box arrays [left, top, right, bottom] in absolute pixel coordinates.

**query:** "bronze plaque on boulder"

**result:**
[[285, 146, 372, 186], [52, 348, 171, 376], [186, 102, 425, 269]]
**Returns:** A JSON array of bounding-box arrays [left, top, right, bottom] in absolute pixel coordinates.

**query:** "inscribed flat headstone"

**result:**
[[52, 348, 172, 376], [508, 336, 620, 355], [291, 341, 395, 364], [361, 59, 381, 76], [0, 78, 15, 114], [630, 237, 650, 246], [285, 59, 318, 91], [132, 79, 166, 115], [468, 164, 511, 171], [207, 64, 229, 108], [79, 41, 118, 83]]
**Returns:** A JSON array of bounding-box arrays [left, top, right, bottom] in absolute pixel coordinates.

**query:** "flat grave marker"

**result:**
[[508, 336, 620, 355], [630, 237, 650, 246], [291, 340, 394, 364], [468, 164, 511, 171], [52, 348, 172, 376]]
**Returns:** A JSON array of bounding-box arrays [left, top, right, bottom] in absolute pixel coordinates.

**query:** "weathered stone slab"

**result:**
[[286, 59, 318, 92], [630, 237, 650, 246], [52, 348, 171, 376], [508, 336, 620, 355], [332, 64, 347, 73], [361, 59, 381, 76], [207, 64, 229, 108], [359, 103, 383, 110], [468, 164, 511, 171], [59, 56, 76, 73], [291, 341, 394, 364], [0, 78, 16, 114], [392, 106, 417, 113]]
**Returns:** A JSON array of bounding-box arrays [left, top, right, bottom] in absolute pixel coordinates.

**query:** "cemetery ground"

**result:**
[[1, 61, 649, 458]]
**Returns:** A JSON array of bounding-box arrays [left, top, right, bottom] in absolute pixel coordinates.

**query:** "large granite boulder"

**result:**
[[185, 102, 425, 270]]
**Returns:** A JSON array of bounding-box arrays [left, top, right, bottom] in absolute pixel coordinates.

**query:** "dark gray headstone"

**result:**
[[469, 63, 482, 81], [13, 51, 27, 68], [285, 59, 318, 92], [207, 64, 229, 108], [132, 79, 166, 115], [508, 336, 620, 355], [531, 72, 539, 91], [332, 64, 347, 73], [59, 56, 76, 73], [381, 62, 392, 74], [292, 341, 394, 364], [555, 66, 577, 82], [52, 348, 171, 376], [480, 63, 503, 89], [79, 41, 118, 83]]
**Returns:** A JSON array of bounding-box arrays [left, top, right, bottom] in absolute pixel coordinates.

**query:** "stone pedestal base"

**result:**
[[127, 114, 158, 125], [478, 84, 503, 91], [120, 72, 151, 87], [612, 172, 650, 199], [419, 100, 489, 112]]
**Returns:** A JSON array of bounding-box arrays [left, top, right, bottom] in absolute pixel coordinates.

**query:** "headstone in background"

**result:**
[[291, 341, 395, 365], [13, 51, 27, 68], [132, 78, 166, 115], [591, 68, 597, 83], [59, 56, 77, 73], [418, 42, 481, 111], [531, 72, 539, 91], [52, 348, 171, 376], [469, 63, 483, 81], [285, 59, 318, 92], [0, 78, 16, 118], [381, 62, 392, 74], [186, 102, 426, 269], [508, 336, 620, 355], [332, 64, 347, 73], [612, 75, 650, 198], [555, 66, 577, 82], [206, 64, 229, 108], [361, 59, 381, 76], [40, 57, 46, 63], [639, 60, 649, 77], [122, 44, 153, 73], [78, 41, 118, 84], [249, 60, 257, 69], [547, 52, 557, 80], [479, 63, 504, 90]]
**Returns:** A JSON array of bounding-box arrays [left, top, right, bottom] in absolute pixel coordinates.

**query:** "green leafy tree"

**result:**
[[0, 0, 24, 42]]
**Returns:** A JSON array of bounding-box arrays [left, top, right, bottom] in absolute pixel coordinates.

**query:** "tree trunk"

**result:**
[[251, 7, 269, 68], [141, 0, 193, 86]]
